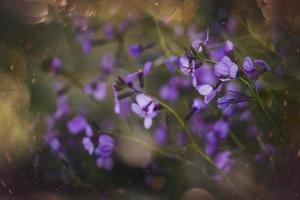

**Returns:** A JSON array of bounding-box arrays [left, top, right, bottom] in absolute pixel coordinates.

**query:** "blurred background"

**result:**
[[0, 0, 300, 199]]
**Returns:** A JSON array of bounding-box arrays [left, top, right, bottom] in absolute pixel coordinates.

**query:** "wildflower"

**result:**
[[204, 131, 218, 155], [179, 55, 195, 75], [131, 94, 158, 129], [197, 83, 223, 104], [191, 28, 209, 53], [84, 80, 107, 101], [154, 124, 168, 146], [192, 64, 222, 103], [51, 57, 62, 73], [95, 134, 115, 170], [82, 137, 94, 155], [102, 23, 115, 40], [165, 56, 179, 73], [67, 115, 88, 135], [53, 95, 70, 120], [101, 52, 115, 74], [214, 119, 229, 139], [214, 56, 238, 81], [243, 57, 271, 79], [214, 150, 234, 172], [159, 84, 178, 102], [128, 44, 143, 57], [224, 40, 234, 53]]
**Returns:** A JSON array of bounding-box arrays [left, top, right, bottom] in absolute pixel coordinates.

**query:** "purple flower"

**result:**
[[224, 40, 234, 53], [102, 23, 115, 40], [159, 84, 178, 102], [82, 137, 94, 155], [131, 94, 158, 129], [96, 157, 113, 170], [165, 56, 179, 73], [53, 95, 70, 120], [67, 115, 87, 135], [214, 56, 238, 81], [128, 44, 143, 57], [192, 64, 218, 87], [214, 119, 229, 139], [191, 28, 209, 52], [50, 138, 61, 151], [179, 55, 195, 75], [85, 124, 93, 137], [243, 57, 271, 79], [101, 53, 115, 74], [214, 150, 234, 172], [95, 134, 115, 170], [95, 134, 115, 157], [51, 57, 62, 73], [192, 98, 205, 112], [154, 124, 168, 146], [204, 131, 217, 155], [196, 83, 223, 104], [84, 80, 107, 101], [192, 64, 221, 103], [76, 30, 93, 54]]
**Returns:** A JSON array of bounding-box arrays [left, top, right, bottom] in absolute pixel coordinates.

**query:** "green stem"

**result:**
[[229, 131, 245, 151], [154, 18, 172, 58]]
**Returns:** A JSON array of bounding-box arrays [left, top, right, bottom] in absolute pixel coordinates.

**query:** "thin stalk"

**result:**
[[229, 131, 245, 151], [154, 18, 172, 58]]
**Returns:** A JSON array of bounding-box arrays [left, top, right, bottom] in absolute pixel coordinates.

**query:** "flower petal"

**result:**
[[144, 117, 153, 129], [136, 93, 152, 107], [197, 84, 213, 96]]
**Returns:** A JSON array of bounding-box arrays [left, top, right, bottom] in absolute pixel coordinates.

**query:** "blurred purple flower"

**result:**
[[204, 131, 217, 155], [128, 44, 143, 57], [82, 137, 94, 155], [131, 94, 158, 129], [101, 53, 115, 74], [102, 23, 115, 40], [95, 134, 115, 170], [67, 115, 88, 135], [50, 138, 61, 151], [214, 56, 238, 81], [95, 134, 115, 157], [159, 84, 178, 102], [192, 98, 206, 112], [154, 124, 168, 146], [51, 57, 62, 73], [214, 119, 229, 139], [165, 56, 179, 73], [224, 40, 234, 53], [53, 95, 70, 120], [96, 157, 113, 170], [243, 57, 271, 79], [84, 80, 107, 101], [214, 150, 234, 172]]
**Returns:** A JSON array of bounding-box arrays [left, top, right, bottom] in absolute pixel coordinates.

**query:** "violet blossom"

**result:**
[[243, 57, 271, 79], [214, 56, 238, 81], [131, 93, 158, 129], [95, 134, 115, 170], [84, 79, 107, 101]]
